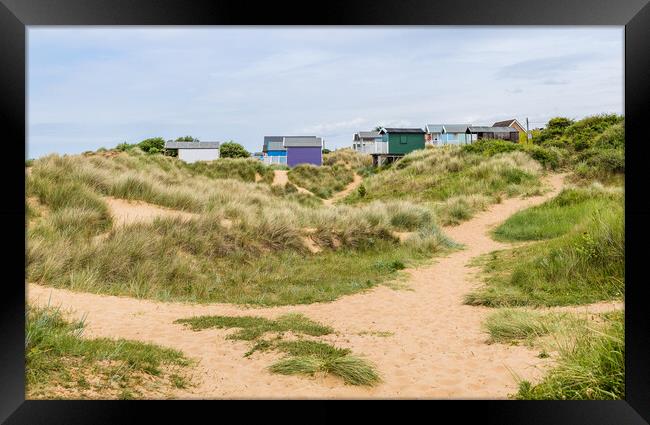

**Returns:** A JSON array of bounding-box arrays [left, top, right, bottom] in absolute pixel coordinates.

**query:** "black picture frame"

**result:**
[[2, 0, 649, 423]]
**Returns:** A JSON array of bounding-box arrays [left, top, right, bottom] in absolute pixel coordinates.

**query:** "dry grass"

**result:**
[[26, 150, 454, 305], [344, 146, 545, 226]]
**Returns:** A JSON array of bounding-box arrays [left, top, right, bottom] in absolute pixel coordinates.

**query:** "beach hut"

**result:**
[[425, 124, 473, 145], [466, 126, 520, 142], [283, 136, 323, 167], [163, 141, 220, 163], [262, 136, 288, 165], [372, 128, 425, 166]]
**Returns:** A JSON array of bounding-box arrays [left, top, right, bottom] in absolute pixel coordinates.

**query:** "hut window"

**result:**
[[400, 135, 407, 144]]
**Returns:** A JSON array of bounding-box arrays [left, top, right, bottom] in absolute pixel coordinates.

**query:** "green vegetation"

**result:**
[[516, 311, 624, 400], [484, 309, 586, 345], [345, 147, 545, 226], [462, 115, 625, 180], [186, 157, 274, 184], [175, 313, 332, 340], [288, 164, 354, 198], [138, 137, 165, 154], [533, 114, 624, 182], [323, 148, 372, 171], [466, 199, 623, 307], [461, 138, 563, 170], [219, 141, 251, 158], [493, 185, 623, 241], [175, 313, 380, 386], [270, 341, 381, 386], [462, 139, 520, 156], [26, 305, 191, 399], [175, 136, 199, 142]]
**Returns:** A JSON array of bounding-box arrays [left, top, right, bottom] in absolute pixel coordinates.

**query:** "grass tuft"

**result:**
[[26, 304, 191, 399], [174, 313, 381, 386], [174, 313, 333, 340], [515, 311, 624, 399]]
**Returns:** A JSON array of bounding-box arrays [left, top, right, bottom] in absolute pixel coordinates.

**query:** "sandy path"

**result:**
[[323, 173, 362, 206], [271, 170, 315, 196], [28, 172, 619, 399], [273, 170, 363, 205]]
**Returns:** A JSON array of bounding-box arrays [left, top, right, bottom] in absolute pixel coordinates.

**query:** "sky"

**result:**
[[28, 26, 623, 158]]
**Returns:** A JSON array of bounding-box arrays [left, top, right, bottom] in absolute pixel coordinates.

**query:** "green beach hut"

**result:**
[[373, 127, 426, 166]]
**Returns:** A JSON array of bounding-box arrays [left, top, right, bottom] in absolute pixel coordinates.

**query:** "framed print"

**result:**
[[2, 0, 649, 423]]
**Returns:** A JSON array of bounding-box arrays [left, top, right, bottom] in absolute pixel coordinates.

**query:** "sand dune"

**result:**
[[29, 172, 620, 399]]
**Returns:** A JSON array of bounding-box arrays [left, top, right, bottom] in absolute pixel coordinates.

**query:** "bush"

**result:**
[[593, 122, 624, 150], [533, 117, 574, 144], [461, 139, 520, 157], [138, 137, 165, 154], [573, 148, 625, 181], [523, 145, 561, 170], [116, 142, 137, 152], [220, 141, 250, 158], [564, 114, 622, 150], [175, 136, 198, 142]]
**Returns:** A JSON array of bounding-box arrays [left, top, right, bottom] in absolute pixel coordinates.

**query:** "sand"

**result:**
[[103, 197, 198, 226], [28, 172, 622, 399]]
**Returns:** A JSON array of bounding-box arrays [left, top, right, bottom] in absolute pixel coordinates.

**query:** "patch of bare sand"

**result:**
[[29, 172, 620, 399], [104, 197, 198, 227]]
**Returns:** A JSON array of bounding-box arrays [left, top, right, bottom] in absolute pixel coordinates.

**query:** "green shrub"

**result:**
[[523, 145, 561, 170], [593, 122, 624, 150], [220, 141, 250, 158], [138, 137, 165, 154], [564, 114, 623, 150], [461, 139, 520, 156]]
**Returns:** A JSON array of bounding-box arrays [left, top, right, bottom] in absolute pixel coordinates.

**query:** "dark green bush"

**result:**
[[534, 117, 574, 144], [577, 149, 625, 175], [593, 122, 624, 150], [138, 137, 165, 154], [220, 142, 250, 158], [564, 114, 623, 151]]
